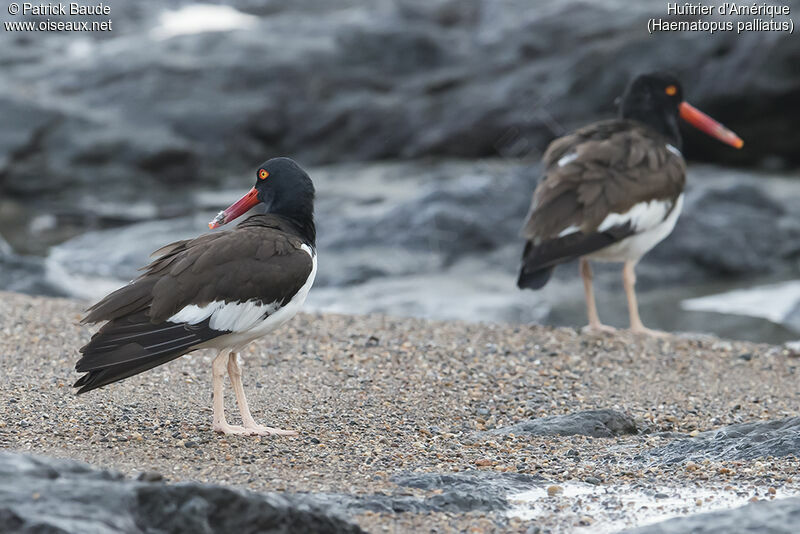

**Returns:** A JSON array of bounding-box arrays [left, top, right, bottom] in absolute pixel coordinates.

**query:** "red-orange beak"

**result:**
[[208, 187, 260, 229], [679, 102, 744, 149]]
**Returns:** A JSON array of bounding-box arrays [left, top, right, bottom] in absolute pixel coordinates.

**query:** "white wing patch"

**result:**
[[589, 194, 684, 262], [666, 144, 682, 158], [167, 244, 317, 336], [557, 224, 581, 238], [168, 299, 282, 332], [557, 152, 578, 167], [597, 198, 675, 233]]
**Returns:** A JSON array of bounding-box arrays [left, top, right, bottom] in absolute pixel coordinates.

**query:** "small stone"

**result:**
[[547, 485, 563, 496], [474, 458, 493, 467], [137, 471, 163, 482]]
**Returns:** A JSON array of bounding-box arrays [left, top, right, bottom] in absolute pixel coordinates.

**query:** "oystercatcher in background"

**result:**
[[518, 72, 743, 335], [75, 157, 317, 436]]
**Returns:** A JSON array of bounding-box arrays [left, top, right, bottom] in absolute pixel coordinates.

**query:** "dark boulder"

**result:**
[[0, 452, 364, 534]]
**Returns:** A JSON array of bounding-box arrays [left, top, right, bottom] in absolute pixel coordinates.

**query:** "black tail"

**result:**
[[517, 241, 555, 289], [517, 226, 635, 291], [517, 264, 555, 289], [75, 312, 221, 394]]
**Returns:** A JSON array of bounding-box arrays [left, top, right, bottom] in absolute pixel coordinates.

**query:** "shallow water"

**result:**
[[508, 482, 796, 533]]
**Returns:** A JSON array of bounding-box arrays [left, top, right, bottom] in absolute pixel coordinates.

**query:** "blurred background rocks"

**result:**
[[1, 0, 798, 340]]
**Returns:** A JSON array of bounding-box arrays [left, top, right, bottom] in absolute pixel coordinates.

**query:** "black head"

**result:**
[[253, 157, 315, 213], [209, 157, 316, 245], [618, 72, 744, 152], [619, 72, 684, 146]]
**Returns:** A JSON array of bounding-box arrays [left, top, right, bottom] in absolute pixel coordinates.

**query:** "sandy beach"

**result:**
[[1, 290, 799, 532]]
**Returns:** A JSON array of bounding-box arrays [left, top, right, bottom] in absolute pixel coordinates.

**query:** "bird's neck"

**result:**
[[621, 105, 682, 149], [282, 214, 316, 248], [270, 198, 316, 248]]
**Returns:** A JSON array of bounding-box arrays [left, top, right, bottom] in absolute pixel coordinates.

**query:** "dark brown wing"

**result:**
[[83, 215, 313, 324], [75, 214, 314, 393], [523, 119, 685, 239], [518, 119, 685, 289]]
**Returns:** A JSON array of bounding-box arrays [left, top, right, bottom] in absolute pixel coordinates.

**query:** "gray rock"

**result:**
[[785, 304, 800, 334], [643, 417, 800, 464], [306, 471, 545, 515], [0, 235, 64, 297], [620, 496, 800, 534], [646, 182, 800, 284], [0, 451, 364, 534], [33, 160, 800, 341], [483, 409, 638, 438], [392, 471, 544, 512], [1, 0, 797, 210]]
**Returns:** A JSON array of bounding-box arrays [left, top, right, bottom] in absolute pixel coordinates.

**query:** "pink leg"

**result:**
[[580, 258, 615, 334], [227, 352, 297, 436], [623, 260, 667, 337], [212, 350, 247, 434]]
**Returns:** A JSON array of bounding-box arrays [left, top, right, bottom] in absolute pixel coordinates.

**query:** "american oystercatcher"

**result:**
[[517, 72, 743, 335], [75, 157, 317, 436]]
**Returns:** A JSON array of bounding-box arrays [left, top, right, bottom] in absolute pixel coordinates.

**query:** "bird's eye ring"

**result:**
[[259, 169, 269, 180], [665, 85, 677, 96]]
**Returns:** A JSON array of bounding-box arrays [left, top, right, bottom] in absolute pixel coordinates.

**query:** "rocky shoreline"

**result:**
[[4, 160, 799, 344], [2, 291, 800, 532]]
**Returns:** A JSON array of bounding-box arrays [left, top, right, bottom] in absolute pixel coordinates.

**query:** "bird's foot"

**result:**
[[213, 422, 250, 435], [629, 325, 669, 338], [582, 323, 617, 335], [243, 424, 298, 436], [214, 421, 297, 436]]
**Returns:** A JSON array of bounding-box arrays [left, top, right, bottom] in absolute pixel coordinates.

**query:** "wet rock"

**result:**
[[483, 409, 638, 438], [646, 182, 800, 284], [644, 417, 800, 464], [300, 472, 545, 515], [1, 0, 797, 210], [785, 304, 800, 334], [620, 496, 800, 534], [0, 235, 64, 296], [327, 166, 535, 264], [35, 159, 800, 339], [0, 452, 364, 534]]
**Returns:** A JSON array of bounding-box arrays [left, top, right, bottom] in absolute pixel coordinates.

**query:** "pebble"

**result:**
[[547, 485, 563, 496]]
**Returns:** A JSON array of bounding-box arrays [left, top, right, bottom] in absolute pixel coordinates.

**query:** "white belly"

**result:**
[[589, 194, 683, 263]]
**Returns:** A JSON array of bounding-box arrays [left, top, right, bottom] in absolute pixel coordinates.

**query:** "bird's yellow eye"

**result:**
[[665, 85, 677, 96], [259, 169, 269, 180]]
